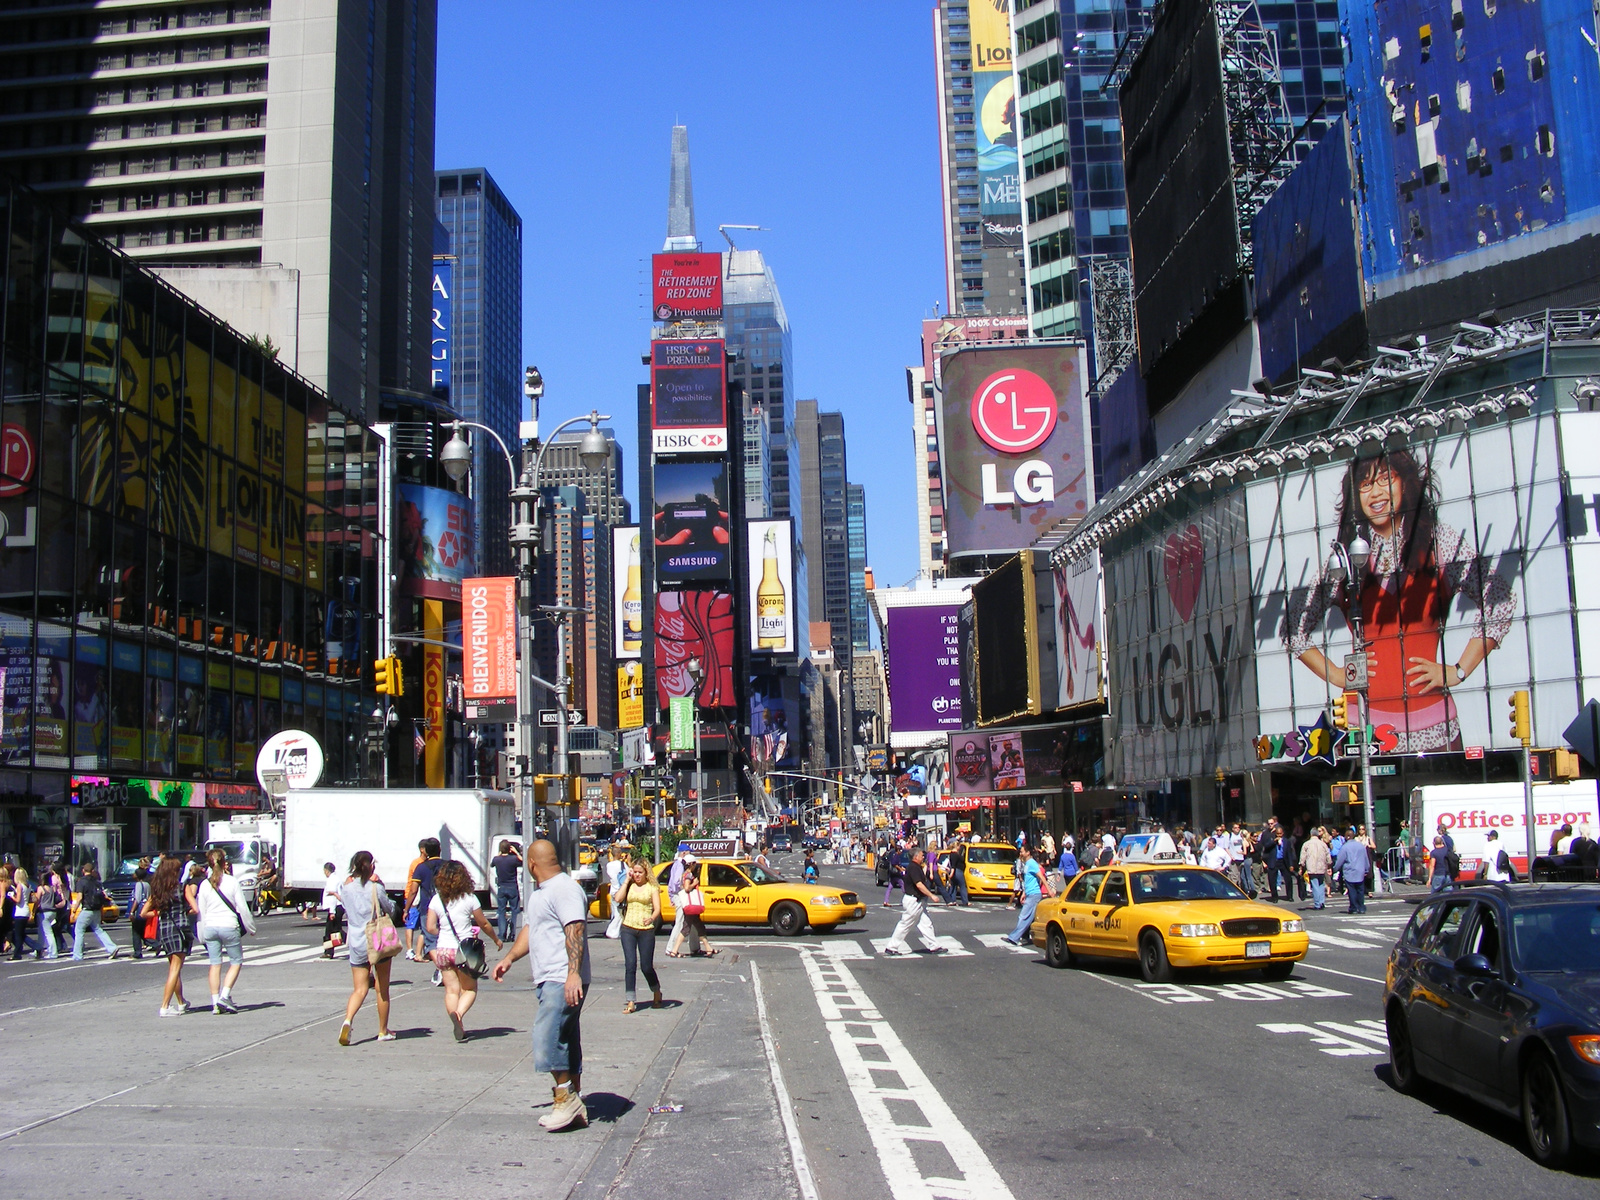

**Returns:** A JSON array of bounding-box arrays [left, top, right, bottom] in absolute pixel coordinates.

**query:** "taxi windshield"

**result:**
[[967, 846, 1018, 866], [745, 863, 788, 885], [1129, 869, 1245, 903]]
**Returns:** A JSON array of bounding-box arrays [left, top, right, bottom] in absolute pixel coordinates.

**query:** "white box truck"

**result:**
[[283, 788, 517, 901], [1409, 780, 1599, 875]]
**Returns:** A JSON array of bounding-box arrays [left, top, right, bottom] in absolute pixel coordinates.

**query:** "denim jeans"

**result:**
[[1309, 874, 1326, 909], [72, 909, 118, 959], [532, 979, 585, 1074], [35, 910, 59, 959], [1345, 879, 1367, 912], [1429, 874, 1454, 894], [619, 924, 659, 1002], [1009, 892, 1041, 943], [953, 871, 969, 906], [496, 886, 521, 941]]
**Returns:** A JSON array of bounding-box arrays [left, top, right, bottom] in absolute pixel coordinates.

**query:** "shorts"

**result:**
[[532, 979, 585, 1074], [433, 944, 478, 970], [198, 924, 243, 967], [403, 906, 421, 931]]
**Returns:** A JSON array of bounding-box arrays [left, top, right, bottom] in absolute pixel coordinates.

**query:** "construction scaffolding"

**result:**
[[1087, 254, 1137, 391], [1214, 0, 1297, 276]]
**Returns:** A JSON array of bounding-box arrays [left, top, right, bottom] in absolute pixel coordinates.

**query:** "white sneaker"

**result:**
[[431, 969, 443, 987], [159, 1006, 179, 1017], [404, 949, 416, 960]]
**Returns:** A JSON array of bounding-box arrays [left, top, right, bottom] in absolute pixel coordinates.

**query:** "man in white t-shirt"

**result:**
[[493, 840, 592, 1132]]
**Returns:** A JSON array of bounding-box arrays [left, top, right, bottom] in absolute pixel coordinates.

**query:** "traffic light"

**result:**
[[665, 794, 678, 820], [1331, 692, 1349, 730], [373, 655, 404, 696], [1556, 747, 1581, 780], [641, 793, 653, 818], [1509, 690, 1531, 744]]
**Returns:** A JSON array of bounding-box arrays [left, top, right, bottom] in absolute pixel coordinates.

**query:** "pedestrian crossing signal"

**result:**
[[1330, 780, 1361, 806]]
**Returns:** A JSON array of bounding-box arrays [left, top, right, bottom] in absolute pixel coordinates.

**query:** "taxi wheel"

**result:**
[[1138, 932, 1172, 983], [1044, 924, 1073, 969], [769, 901, 807, 938]]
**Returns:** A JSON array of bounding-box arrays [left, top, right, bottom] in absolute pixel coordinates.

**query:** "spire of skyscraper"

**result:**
[[663, 124, 699, 251]]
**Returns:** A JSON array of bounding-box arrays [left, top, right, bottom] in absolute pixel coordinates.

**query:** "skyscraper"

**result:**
[[846, 482, 870, 655], [818, 411, 851, 672], [1011, 0, 1345, 377], [724, 249, 797, 525], [0, 0, 440, 420], [795, 400, 825, 624], [435, 168, 523, 578], [933, 0, 1025, 318], [532, 485, 588, 761]]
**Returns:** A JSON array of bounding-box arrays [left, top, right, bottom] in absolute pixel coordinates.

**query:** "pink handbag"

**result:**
[[365, 885, 402, 962]]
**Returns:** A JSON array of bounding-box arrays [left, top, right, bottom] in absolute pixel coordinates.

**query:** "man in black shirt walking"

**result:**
[[491, 840, 523, 940], [883, 847, 947, 957]]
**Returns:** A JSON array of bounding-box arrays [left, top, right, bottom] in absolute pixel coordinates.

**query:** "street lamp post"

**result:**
[[1327, 535, 1378, 886], [439, 397, 611, 848], [687, 656, 704, 833]]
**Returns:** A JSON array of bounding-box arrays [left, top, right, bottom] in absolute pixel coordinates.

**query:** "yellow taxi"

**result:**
[[653, 855, 867, 936], [578, 839, 600, 867], [1029, 861, 1309, 981], [959, 842, 1022, 900]]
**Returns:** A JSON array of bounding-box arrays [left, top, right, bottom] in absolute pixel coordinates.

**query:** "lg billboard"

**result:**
[[938, 344, 1092, 564]]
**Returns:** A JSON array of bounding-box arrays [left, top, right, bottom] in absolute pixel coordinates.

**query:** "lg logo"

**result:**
[[970, 369, 1058, 507]]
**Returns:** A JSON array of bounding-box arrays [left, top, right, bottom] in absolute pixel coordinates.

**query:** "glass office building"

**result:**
[[0, 177, 382, 869]]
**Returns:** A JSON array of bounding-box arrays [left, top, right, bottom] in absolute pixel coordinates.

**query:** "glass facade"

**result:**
[[0, 177, 382, 866], [435, 170, 523, 577]]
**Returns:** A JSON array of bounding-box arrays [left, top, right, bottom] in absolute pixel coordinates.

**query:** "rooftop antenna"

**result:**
[[718, 223, 767, 250]]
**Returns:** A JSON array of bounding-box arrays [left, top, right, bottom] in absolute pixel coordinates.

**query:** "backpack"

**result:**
[[1498, 848, 1519, 883], [1444, 851, 1461, 879], [78, 876, 104, 912]]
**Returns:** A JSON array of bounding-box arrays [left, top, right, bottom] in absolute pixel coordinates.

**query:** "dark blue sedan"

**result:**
[[1383, 883, 1600, 1167]]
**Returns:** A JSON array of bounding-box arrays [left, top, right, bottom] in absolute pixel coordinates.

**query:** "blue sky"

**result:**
[[436, 1, 946, 591]]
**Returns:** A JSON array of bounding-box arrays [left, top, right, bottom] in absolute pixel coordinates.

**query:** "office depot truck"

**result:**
[[283, 788, 517, 901], [1409, 781, 1599, 875]]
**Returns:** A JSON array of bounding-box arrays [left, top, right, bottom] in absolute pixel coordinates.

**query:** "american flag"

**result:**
[[414, 729, 426, 758]]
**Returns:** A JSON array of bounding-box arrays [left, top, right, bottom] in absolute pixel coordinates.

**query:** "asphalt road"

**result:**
[[5, 860, 1598, 1200], [743, 856, 1600, 1200]]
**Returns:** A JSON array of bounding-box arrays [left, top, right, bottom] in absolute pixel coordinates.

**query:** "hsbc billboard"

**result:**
[[651, 339, 728, 458], [937, 343, 1093, 561]]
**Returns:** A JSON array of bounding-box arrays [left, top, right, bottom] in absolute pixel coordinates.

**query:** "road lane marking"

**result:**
[[1258, 1020, 1388, 1056], [1297, 961, 1386, 985], [751, 961, 821, 1200], [974, 934, 1036, 955], [799, 949, 1016, 1200], [815, 938, 871, 960], [1308, 930, 1381, 949]]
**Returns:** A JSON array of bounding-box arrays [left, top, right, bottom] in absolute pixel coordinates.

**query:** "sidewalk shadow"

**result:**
[[581, 1092, 635, 1125], [232, 1001, 286, 1012], [391, 1027, 433, 1039], [464, 1025, 517, 1040]]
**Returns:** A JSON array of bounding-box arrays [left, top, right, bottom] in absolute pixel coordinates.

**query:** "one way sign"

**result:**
[[538, 709, 585, 728]]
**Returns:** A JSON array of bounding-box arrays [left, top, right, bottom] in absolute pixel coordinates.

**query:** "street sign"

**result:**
[[669, 696, 694, 752], [1464, 745, 1485, 761], [538, 709, 584, 728], [1369, 763, 1397, 776], [641, 775, 668, 789], [1070, 781, 1084, 793], [1563, 699, 1600, 766]]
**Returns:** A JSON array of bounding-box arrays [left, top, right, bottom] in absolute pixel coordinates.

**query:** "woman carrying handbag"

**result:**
[[615, 856, 663, 1013], [337, 851, 399, 1045], [667, 862, 715, 958], [426, 860, 502, 1043], [195, 848, 255, 1013], [145, 856, 195, 1016]]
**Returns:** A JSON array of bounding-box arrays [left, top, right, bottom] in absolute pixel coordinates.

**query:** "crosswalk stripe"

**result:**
[[974, 933, 1036, 955], [869, 935, 974, 957], [1308, 930, 1378, 949], [816, 939, 871, 960]]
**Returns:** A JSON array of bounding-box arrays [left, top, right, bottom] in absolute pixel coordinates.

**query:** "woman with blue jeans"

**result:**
[[194, 848, 255, 1013], [1003, 846, 1045, 946], [72, 863, 120, 960]]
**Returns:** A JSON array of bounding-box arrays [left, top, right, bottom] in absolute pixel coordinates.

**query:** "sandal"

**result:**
[[622, 1001, 637, 1014]]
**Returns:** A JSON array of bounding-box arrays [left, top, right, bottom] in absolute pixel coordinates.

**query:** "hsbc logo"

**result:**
[[653, 428, 728, 455]]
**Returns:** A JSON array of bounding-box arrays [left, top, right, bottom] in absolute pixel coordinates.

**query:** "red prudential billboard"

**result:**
[[652, 252, 724, 323], [462, 576, 517, 721]]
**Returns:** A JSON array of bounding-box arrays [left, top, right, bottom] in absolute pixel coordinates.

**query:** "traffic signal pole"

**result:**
[[1513, 690, 1535, 875]]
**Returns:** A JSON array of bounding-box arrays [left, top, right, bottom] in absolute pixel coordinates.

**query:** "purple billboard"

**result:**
[[886, 605, 964, 737]]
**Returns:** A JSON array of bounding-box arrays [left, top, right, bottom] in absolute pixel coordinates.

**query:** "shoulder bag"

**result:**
[[682, 885, 706, 917], [365, 884, 402, 963], [441, 901, 487, 977], [208, 878, 252, 936]]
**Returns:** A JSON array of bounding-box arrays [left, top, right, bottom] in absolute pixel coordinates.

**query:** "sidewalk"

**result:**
[[0, 926, 800, 1200]]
